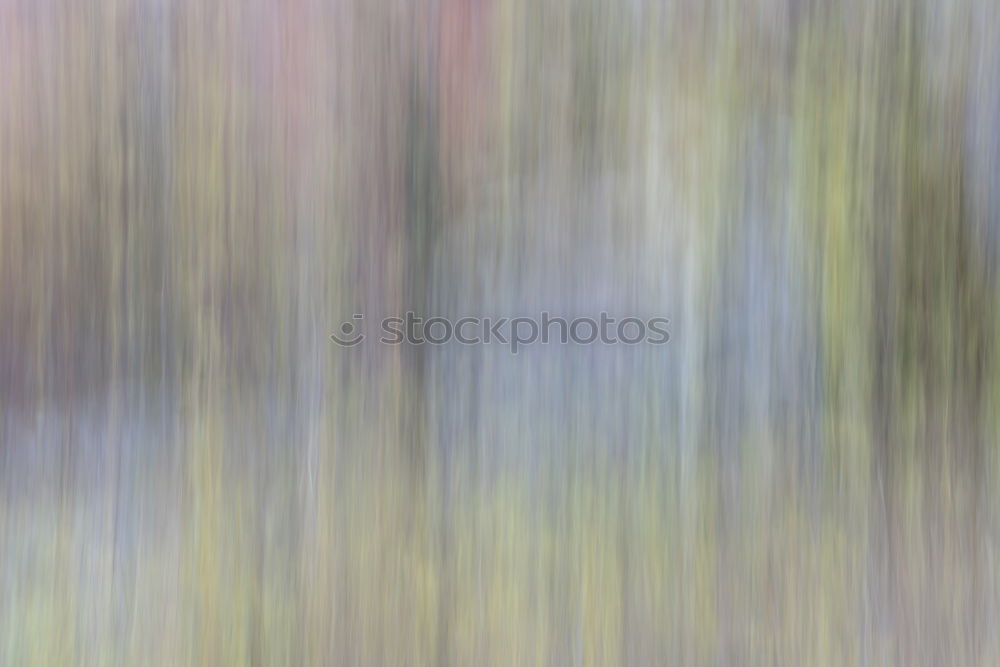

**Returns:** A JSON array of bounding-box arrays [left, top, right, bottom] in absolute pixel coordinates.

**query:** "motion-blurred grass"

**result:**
[[2, 0, 1000, 664]]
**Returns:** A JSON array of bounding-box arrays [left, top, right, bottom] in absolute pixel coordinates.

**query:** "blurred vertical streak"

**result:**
[[1, 0, 1000, 664]]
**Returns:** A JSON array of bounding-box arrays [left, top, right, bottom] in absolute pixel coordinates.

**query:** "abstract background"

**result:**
[[2, 0, 999, 664]]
